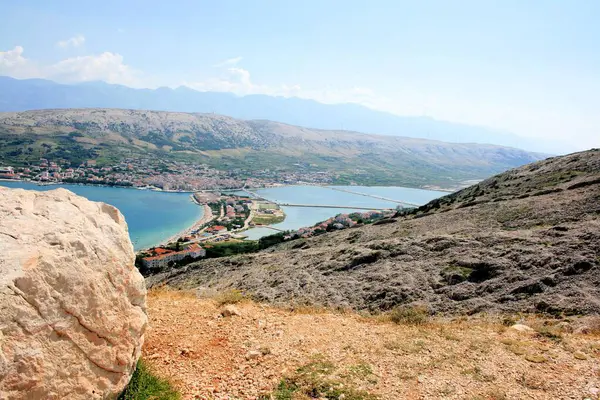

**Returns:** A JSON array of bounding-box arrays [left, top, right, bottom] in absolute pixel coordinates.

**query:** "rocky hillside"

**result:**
[[148, 149, 600, 315], [0, 108, 545, 187]]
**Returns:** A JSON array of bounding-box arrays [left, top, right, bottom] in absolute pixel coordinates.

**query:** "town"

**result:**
[[135, 196, 398, 275], [0, 156, 335, 191], [135, 191, 287, 274]]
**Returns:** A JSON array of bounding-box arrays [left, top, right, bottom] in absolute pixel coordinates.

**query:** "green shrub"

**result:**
[[389, 305, 429, 325], [118, 359, 180, 400], [260, 356, 378, 400]]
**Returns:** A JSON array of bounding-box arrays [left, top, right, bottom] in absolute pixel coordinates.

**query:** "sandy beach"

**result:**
[[155, 204, 213, 248]]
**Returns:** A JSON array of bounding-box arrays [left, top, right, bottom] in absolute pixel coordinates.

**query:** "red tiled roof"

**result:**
[[154, 248, 173, 255]]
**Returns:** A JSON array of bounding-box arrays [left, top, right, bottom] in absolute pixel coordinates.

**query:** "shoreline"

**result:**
[[0, 178, 246, 194], [154, 204, 213, 249], [1, 177, 457, 193]]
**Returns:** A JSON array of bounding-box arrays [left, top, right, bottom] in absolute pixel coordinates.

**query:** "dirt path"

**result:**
[[144, 289, 600, 399]]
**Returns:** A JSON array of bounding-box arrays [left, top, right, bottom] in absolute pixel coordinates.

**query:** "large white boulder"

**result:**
[[0, 187, 147, 400]]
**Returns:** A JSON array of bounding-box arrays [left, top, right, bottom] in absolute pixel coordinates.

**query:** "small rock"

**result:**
[[180, 348, 193, 356], [417, 375, 425, 383], [574, 326, 591, 335], [510, 324, 535, 333], [246, 350, 262, 360], [573, 351, 587, 360], [554, 321, 573, 333], [221, 305, 242, 317]]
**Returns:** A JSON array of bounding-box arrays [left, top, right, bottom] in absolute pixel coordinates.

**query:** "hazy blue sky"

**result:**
[[1, 0, 599, 149]]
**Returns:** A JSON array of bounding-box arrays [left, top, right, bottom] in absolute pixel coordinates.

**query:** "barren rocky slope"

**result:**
[[0, 108, 545, 187], [149, 149, 600, 315]]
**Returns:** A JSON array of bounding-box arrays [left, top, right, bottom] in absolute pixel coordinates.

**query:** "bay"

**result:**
[[242, 185, 446, 240], [1, 181, 447, 246], [0, 181, 202, 251]]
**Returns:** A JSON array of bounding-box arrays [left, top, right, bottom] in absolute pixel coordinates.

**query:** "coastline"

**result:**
[[0, 178, 246, 194], [154, 204, 213, 249]]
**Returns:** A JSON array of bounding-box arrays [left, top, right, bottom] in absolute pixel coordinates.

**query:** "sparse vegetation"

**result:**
[[535, 325, 563, 342], [118, 360, 180, 400], [215, 288, 247, 306], [260, 356, 379, 400], [461, 366, 496, 382], [204, 240, 259, 259], [389, 305, 429, 325], [524, 353, 547, 363], [441, 264, 474, 283]]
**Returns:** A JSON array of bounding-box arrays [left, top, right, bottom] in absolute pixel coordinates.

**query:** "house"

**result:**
[[0, 166, 16, 179], [207, 225, 227, 233], [142, 244, 206, 270]]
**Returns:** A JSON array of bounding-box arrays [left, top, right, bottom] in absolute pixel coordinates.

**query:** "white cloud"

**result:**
[[49, 52, 140, 86], [57, 34, 85, 49], [0, 46, 41, 79], [213, 56, 243, 67], [0, 46, 142, 87], [183, 67, 380, 109], [184, 66, 302, 97]]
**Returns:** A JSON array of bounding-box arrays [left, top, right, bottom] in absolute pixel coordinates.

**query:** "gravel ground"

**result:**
[[144, 289, 600, 400]]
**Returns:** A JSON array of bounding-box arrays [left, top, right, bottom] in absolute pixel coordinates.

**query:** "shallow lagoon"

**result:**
[[243, 185, 446, 239]]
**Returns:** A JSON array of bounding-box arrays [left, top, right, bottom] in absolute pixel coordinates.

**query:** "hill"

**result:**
[[148, 149, 600, 315], [0, 108, 545, 188], [0, 76, 559, 153]]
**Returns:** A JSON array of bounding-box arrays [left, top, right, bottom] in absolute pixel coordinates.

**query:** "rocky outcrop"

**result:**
[[0, 187, 147, 400]]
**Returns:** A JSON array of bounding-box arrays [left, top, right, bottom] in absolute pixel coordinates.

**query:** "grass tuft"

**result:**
[[215, 289, 247, 306], [389, 305, 429, 325], [118, 359, 180, 400], [260, 356, 378, 400]]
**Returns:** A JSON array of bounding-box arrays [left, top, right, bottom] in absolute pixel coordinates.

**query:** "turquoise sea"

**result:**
[[1, 181, 446, 247], [0, 181, 202, 251]]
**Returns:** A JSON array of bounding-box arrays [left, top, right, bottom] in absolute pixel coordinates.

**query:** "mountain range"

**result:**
[[0, 108, 547, 188], [0, 76, 560, 153]]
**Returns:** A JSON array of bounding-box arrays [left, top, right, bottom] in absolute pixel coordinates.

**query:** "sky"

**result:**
[[0, 0, 599, 151]]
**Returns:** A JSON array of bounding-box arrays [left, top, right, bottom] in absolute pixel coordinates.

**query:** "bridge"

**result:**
[[277, 203, 391, 211], [241, 188, 421, 210], [241, 189, 267, 200], [324, 187, 421, 207], [252, 225, 285, 232]]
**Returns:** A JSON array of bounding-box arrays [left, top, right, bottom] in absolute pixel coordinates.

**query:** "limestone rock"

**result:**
[[245, 350, 261, 360], [509, 324, 535, 333], [0, 187, 148, 400], [221, 304, 242, 317]]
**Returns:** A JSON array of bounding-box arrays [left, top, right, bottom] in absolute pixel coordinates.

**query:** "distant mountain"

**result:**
[[0, 76, 557, 153], [0, 108, 546, 188]]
